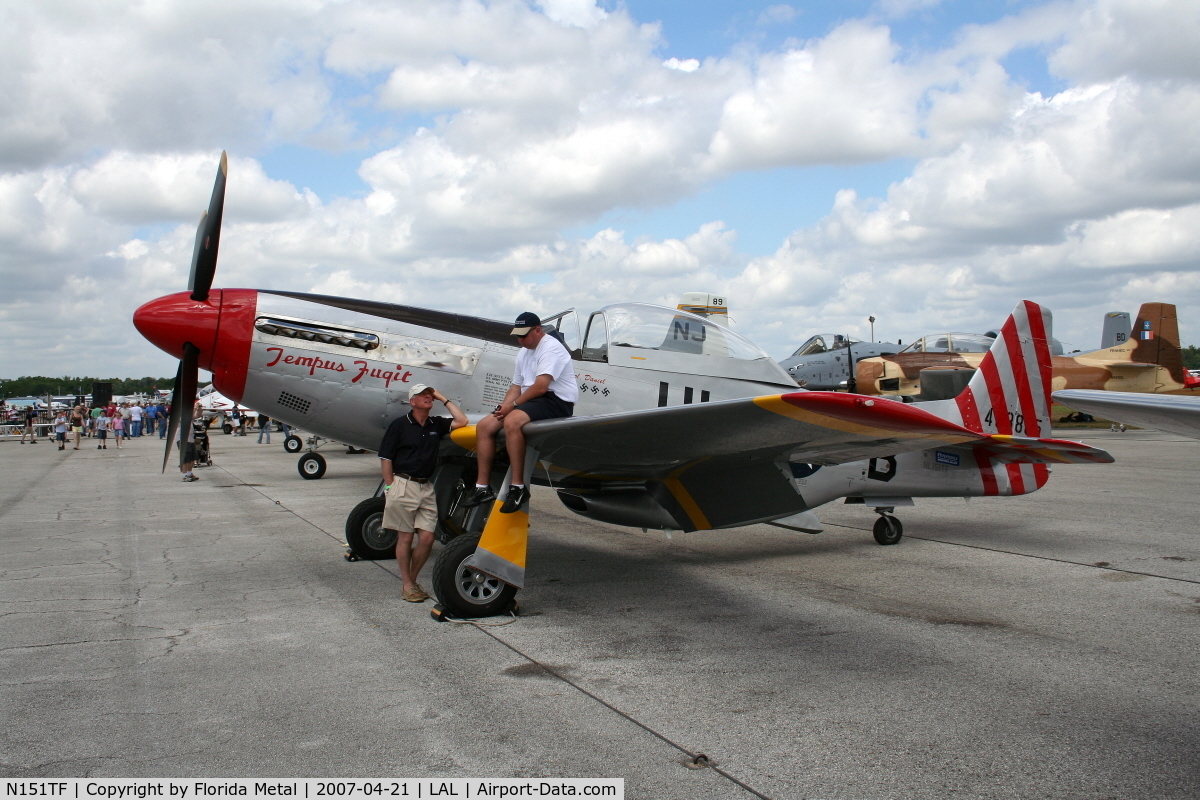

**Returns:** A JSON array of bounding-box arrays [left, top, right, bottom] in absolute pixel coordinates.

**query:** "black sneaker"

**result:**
[[462, 485, 496, 507], [500, 485, 529, 514]]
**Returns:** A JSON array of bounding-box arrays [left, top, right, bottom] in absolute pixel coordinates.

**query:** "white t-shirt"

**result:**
[[513, 335, 578, 403], [130, 406, 143, 421]]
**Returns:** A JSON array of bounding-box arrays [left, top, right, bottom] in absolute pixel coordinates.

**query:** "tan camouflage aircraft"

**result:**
[[855, 303, 1200, 399]]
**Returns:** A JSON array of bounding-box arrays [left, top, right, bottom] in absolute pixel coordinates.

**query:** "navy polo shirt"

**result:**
[[377, 412, 453, 479]]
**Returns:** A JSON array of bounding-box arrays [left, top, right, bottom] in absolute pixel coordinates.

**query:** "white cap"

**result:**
[[407, 383, 434, 401]]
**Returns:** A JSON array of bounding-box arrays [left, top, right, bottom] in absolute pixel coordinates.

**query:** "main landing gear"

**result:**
[[342, 457, 513, 618], [430, 533, 518, 618], [872, 508, 904, 545]]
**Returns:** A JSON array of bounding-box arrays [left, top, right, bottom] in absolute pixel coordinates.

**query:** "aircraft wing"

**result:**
[[473, 391, 1110, 530], [1054, 389, 1200, 439], [521, 392, 982, 478]]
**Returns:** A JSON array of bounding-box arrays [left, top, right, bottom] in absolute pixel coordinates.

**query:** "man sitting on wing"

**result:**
[[466, 312, 578, 514]]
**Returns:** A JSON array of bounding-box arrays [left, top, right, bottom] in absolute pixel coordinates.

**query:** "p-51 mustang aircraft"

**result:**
[[135, 154, 1114, 617]]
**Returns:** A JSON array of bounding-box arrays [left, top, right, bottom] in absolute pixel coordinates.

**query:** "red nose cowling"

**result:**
[[133, 289, 257, 402]]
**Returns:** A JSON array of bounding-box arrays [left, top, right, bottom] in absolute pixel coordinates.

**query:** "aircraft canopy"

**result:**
[[790, 334, 860, 357], [600, 303, 770, 361], [900, 333, 995, 354]]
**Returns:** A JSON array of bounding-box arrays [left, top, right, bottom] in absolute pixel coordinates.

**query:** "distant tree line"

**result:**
[[3, 347, 1198, 398], [0, 376, 175, 399]]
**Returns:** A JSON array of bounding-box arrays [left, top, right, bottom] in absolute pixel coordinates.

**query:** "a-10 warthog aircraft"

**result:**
[[135, 154, 1114, 617]]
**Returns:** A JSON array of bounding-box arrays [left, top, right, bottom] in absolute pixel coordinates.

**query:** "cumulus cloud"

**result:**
[[707, 22, 926, 170], [0, 0, 345, 171], [1051, 0, 1200, 82]]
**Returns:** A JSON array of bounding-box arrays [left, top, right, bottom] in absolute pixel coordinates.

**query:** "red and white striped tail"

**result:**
[[955, 300, 1054, 436], [951, 300, 1056, 496]]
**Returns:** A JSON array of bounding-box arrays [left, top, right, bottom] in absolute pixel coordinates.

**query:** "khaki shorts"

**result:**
[[382, 478, 438, 533]]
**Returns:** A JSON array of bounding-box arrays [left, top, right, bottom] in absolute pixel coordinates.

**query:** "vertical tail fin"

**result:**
[[1100, 311, 1131, 349], [954, 300, 1054, 437], [942, 301, 1055, 497], [678, 292, 729, 326], [1131, 303, 1184, 381]]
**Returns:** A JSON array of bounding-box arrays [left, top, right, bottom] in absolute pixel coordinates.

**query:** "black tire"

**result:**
[[344, 496, 395, 560], [873, 515, 904, 545], [284, 435, 304, 453], [431, 534, 518, 618], [223, 423, 233, 435], [298, 452, 327, 480]]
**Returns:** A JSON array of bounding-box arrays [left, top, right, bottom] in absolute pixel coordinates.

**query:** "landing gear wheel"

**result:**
[[873, 515, 904, 545], [431, 534, 518, 618], [223, 423, 233, 435], [344, 496, 395, 560], [284, 435, 304, 453], [298, 452, 327, 480]]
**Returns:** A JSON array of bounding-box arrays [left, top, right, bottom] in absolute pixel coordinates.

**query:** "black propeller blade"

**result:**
[[162, 343, 200, 473], [164, 152, 227, 474], [188, 151, 227, 302]]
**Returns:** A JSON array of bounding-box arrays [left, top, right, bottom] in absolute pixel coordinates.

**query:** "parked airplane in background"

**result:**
[[1054, 390, 1200, 440], [855, 303, 1199, 399], [197, 384, 257, 430], [1100, 311, 1132, 349], [676, 292, 729, 326], [133, 154, 1114, 618], [778, 334, 901, 390]]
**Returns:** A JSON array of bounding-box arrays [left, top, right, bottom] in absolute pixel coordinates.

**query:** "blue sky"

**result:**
[[258, 1, 1066, 258]]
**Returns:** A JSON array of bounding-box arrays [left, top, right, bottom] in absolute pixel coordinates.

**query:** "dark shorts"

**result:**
[[98, 430, 107, 440], [56, 432, 66, 442], [177, 441, 197, 462], [519, 391, 574, 422]]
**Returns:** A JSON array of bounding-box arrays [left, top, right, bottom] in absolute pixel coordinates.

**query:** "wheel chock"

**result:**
[[343, 549, 360, 562], [430, 601, 519, 623]]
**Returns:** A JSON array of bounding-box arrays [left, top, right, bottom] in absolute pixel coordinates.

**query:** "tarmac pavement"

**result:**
[[2, 428, 1198, 798]]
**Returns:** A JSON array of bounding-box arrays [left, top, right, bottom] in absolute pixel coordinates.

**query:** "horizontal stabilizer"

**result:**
[[1054, 389, 1200, 440], [968, 435, 1114, 465]]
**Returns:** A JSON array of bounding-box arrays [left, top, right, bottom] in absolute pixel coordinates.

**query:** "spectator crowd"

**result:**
[[4, 400, 171, 449]]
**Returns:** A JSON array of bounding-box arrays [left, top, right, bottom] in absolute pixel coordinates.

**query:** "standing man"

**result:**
[[256, 413, 272, 444], [176, 403, 202, 481], [129, 402, 143, 438], [465, 312, 578, 513], [119, 403, 133, 440], [20, 405, 40, 444], [378, 384, 467, 602]]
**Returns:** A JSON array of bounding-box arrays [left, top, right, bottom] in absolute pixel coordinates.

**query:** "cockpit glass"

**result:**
[[926, 336, 952, 353], [948, 334, 994, 353], [793, 334, 860, 356], [899, 334, 995, 354], [793, 336, 828, 356], [602, 303, 769, 360]]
